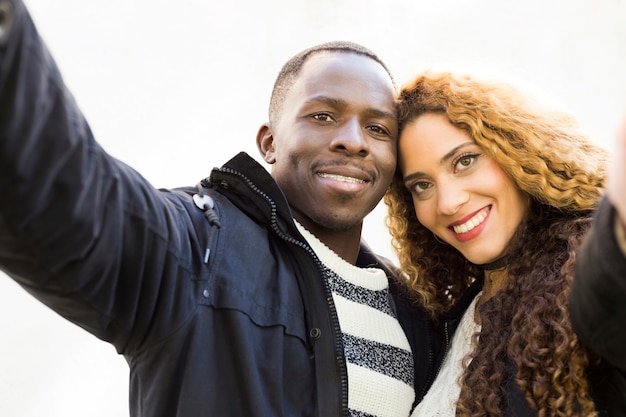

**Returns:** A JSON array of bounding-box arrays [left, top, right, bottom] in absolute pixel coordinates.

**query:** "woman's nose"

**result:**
[[436, 181, 469, 216]]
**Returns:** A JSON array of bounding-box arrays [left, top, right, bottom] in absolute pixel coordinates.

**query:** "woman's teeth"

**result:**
[[452, 208, 488, 234]]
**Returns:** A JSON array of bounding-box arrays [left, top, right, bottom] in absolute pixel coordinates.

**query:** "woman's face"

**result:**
[[399, 113, 529, 265]]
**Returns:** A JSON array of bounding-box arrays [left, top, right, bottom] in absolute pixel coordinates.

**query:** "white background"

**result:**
[[1, 0, 625, 415]]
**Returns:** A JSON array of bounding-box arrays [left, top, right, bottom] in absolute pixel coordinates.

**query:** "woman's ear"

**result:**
[[256, 123, 276, 164]]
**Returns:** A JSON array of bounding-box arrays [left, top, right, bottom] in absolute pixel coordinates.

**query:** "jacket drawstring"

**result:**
[[193, 183, 222, 264], [193, 183, 221, 228]]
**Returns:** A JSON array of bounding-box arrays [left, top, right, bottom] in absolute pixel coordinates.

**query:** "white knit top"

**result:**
[[295, 222, 415, 417], [411, 294, 481, 417]]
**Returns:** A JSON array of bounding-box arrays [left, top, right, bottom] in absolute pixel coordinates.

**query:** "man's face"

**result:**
[[258, 52, 397, 238]]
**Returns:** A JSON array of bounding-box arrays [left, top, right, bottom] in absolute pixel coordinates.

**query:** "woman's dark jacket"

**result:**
[[571, 197, 626, 416]]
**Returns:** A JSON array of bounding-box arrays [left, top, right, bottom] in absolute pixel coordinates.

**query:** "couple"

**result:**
[[0, 1, 624, 416]]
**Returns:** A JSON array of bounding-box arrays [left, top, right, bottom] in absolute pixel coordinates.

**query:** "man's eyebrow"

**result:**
[[367, 108, 396, 121], [304, 96, 396, 120], [304, 95, 344, 107]]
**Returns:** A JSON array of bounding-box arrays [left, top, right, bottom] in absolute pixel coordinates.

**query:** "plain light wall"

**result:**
[[1, 0, 625, 415]]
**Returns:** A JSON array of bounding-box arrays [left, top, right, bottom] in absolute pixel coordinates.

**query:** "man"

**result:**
[[0, 1, 418, 416]]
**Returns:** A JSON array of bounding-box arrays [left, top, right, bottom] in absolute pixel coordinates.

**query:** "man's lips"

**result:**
[[315, 163, 374, 184], [315, 166, 373, 194], [449, 206, 490, 234], [317, 173, 366, 184]]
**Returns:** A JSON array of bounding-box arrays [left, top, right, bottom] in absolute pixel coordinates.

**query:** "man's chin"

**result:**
[[314, 214, 364, 234]]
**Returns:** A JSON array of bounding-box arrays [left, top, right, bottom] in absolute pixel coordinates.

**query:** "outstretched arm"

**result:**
[[0, 0, 197, 354], [570, 115, 626, 371]]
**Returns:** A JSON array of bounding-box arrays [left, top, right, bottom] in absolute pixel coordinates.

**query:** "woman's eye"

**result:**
[[453, 153, 479, 173], [412, 181, 432, 195]]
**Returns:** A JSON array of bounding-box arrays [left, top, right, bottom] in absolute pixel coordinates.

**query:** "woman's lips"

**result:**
[[450, 206, 490, 234]]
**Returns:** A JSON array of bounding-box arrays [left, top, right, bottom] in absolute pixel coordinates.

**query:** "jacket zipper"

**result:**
[[277, 235, 348, 415], [213, 167, 349, 415], [419, 321, 450, 401], [437, 321, 450, 377]]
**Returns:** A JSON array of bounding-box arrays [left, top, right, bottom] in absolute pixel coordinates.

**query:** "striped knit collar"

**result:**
[[294, 221, 388, 291]]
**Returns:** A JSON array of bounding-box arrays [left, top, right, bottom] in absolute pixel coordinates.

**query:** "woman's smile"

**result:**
[[449, 206, 490, 235]]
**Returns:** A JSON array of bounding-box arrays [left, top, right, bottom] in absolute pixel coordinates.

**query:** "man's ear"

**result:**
[[256, 123, 276, 164]]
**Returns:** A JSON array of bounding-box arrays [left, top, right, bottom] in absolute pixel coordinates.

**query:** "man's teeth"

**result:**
[[452, 209, 488, 234], [319, 173, 365, 183]]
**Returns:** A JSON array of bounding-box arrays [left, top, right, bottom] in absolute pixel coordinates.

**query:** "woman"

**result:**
[[385, 71, 625, 416]]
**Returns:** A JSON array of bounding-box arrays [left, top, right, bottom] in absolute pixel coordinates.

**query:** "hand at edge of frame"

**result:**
[[608, 114, 626, 254]]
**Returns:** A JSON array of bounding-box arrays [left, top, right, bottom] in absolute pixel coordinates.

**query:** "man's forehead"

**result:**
[[300, 51, 388, 77], [296, 53, 394, 96]]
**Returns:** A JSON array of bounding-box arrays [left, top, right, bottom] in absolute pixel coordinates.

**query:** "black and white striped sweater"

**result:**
[[296, 222, 415, 417]]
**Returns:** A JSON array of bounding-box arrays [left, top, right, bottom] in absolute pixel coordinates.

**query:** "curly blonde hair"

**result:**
[[384, 71, 609, 416]]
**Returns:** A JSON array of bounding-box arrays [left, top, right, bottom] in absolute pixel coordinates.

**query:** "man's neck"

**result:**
[[294, 218, 362, 264]]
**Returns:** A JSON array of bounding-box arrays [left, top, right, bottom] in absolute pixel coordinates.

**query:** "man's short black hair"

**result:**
[[268, 41, 395, 125]]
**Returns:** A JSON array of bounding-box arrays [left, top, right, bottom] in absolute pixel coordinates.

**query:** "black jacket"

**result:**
[[0, 1, 420, 416], [571, 197, 626, 416]]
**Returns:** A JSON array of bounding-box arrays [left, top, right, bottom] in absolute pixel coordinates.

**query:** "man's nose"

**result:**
[[329, 118, 370, 156]]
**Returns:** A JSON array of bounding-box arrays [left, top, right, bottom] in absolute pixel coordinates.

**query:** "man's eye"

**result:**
[[312, 113, 333, 122], [368, 125, 389, 136]]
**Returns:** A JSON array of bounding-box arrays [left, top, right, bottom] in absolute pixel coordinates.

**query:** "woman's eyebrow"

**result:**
[[402, 141, 475, 184], [439, 142, 474, 165]]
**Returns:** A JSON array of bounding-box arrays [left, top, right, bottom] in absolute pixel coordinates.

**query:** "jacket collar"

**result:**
[[207, 152, 399, 277]]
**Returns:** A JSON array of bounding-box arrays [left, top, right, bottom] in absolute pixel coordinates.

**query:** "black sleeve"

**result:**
[[0, 0, 198, 354], [570, 196, 626, 370]]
